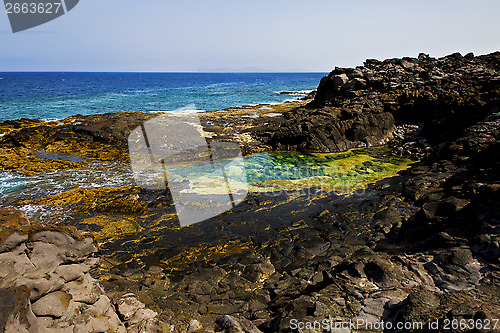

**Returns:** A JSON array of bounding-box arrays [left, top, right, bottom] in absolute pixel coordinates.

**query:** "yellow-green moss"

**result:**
[[18, 186, 147, 214], [0, 147, 87, 176], [161, 239, 251, 266], [78, 215, 144, 242]]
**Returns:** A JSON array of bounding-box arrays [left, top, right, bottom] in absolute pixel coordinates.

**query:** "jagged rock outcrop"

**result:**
[[257, 52, 500, 155]]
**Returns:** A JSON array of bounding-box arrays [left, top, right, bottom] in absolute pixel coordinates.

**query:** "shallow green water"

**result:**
[[166, 146, 415, 195], [245, 147, 414, 193]]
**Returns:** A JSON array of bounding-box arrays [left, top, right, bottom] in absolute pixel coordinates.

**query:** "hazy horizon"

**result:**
[[0, 70, 328, 73], [1, 0, 499, 72]]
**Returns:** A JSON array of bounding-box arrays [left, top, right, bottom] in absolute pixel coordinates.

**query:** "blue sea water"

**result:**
[[0, 72, 326, 121]]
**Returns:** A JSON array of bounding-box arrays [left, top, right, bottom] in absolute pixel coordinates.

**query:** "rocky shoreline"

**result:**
[[0, 51, 499, 332]]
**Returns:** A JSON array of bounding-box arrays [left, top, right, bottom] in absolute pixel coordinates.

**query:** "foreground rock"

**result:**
[[0, 207, 166, 332]]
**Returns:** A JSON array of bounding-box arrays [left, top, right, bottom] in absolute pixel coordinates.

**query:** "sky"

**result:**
[[1, 0, 499, 72]]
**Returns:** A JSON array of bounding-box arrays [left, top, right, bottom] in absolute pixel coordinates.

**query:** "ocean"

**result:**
[[0, 72, 326, 121]]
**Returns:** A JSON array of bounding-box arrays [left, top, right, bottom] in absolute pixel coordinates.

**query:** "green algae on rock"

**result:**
[[18, 186, 148, 214], [0, 147, 87, 176], [244, 146, 415, 194], [138, 146, 415, 196]]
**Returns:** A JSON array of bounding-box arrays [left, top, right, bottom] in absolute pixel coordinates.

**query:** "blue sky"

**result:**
[[1, 0, 499, 72]]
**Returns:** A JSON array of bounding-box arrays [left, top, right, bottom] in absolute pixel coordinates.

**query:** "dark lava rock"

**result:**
[[254, 52, 500, 156], [216, 314, 263, 333], [259, 106, 395, 153]]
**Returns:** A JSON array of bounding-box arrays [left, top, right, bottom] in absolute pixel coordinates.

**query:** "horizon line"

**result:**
[[0, 70, 329, 74]]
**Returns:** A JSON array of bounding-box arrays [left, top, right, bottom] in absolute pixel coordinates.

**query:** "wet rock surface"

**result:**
[[0, 113, 157, 175], [0, 52, 499, 332]]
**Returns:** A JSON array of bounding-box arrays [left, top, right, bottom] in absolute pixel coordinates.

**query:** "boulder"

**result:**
[[31, 291, 72, 318], [216, 315, 263, 333]]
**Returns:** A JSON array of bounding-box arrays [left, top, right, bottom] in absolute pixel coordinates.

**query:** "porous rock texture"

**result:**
[[0, 207, 164, 333]]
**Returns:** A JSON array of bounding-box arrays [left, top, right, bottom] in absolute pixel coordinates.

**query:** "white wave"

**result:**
[[18, 204, 70, 224], [154, 104, 205, 114], [204, 82, 240, 88], [41, 117, 62, 122], [238, 101, 282, 108], [241, 114, 259, 118], [274, 89, 314, 95]]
